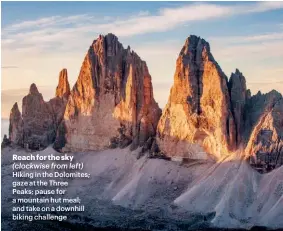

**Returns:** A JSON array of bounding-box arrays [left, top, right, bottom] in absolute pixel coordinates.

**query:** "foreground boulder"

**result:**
[[156, 35, 236, 160], [60, 33, 161, 151]]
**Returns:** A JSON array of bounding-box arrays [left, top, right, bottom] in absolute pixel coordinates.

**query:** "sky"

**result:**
[[1, 1, 283, 118]]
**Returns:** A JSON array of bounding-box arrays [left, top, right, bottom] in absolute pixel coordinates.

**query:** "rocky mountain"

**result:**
[[6, 33, 283, 169], [21, 83, 56, 149], [156, 35, 236, 160], [244, 91, 283, 167], [58, 33, 161, 152], [228, 69, 250, 146], [156, 35, 283, 168], [8, 69, 70, 149]]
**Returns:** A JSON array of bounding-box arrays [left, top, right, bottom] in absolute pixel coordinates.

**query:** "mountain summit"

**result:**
[[7, 34, 283, 169], [157, 35, 236, 159], [156, 35, 283, 167], [58, 33, 161, 151]]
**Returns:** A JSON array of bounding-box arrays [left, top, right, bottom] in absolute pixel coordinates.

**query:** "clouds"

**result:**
[[208, 32, 283, 82], [209, 32, 283, 64], [5, 14, 94, 31], [1, 1, 283, 114], [2, 1, 283, 54]]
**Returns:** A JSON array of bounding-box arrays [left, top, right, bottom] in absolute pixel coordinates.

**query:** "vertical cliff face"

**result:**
[[50, 69, 71, 150], [62, 33, 161, 151], [228, 69, 249, 146], [157, 35, 236, 159], [49, 69, 71, 129], [9, 103, 23, 146], [244, 91, 283, 166], [227, 70, 283, 167], [8, 69, 70, 150]]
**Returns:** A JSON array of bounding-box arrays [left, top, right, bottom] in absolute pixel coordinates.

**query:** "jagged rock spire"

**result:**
[[29, 83, 40, 95], [9, 102, 23, 145], [228, 69, 248, 145], [8, 72, 70, 150], [56, 68, 70, 98]]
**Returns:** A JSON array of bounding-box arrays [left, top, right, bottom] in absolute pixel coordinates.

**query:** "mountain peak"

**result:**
[[179, 35, 212, 65], [183, 35, 210, 51], [56, 68, 70, 98], [157, 34, 235, 159], [11, 102, 20, 112], [29, 83, 39, 95], [61, 33, 161, 152]]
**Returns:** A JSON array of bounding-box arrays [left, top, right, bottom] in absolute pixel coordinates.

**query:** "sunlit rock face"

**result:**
[[156, 35, 236, 160], [227, 70, 283, 168], [55, 68, 70, 98], [6, 33, 283, 169], [8, 70, 70, 150], [51, 69, 71, 150], [244, 91, 283, 167], [61, 33, 161, 151]]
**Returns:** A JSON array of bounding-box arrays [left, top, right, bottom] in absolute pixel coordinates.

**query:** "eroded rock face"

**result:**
[[6, 33, 282, 169], [9, 102, 23, 146], [1, 135, 11, 148], [157, 35, 236, 159], [244, 91, 283, 167], [228, 69, 249, 146], [8, 69, 70, 150], [50, 69, 71, 129], [21, 84, 56, 149], [61, 33, 161, 151], [50, 71, 71, 150], [56, 68, 70, 98], [227, 70, 283, 168]]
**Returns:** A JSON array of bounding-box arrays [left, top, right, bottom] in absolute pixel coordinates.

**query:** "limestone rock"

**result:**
[[1, 134, 11, 148], [61, 33, 161, 151], [50, 69, 71, 129], [51, 69, 71, 150], [8, 69, 71, 150], [21, 84, 56, 149], [244, 91, 283, 167], [156, 35, 236, 160], [8, 102, 23, 146], [228, 69, 248, 145], [9, 103, 24, 145], [55, 68, 70, 98]]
